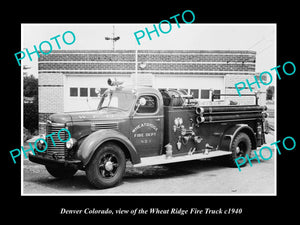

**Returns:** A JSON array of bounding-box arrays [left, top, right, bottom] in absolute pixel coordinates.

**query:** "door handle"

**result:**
[[155, 118, 161, 121]]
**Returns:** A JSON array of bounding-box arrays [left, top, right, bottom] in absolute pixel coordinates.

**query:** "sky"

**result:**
[[21, 23, 276, 77]]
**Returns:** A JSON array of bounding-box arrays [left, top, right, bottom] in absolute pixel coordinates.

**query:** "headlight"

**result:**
[[66, 138, 77, 149], [35, 135, 47, 152], [39, 134, 46, 144], [36, 141, 46, 151]]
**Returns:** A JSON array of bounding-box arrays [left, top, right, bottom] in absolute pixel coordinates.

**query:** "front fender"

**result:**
[[219, 124, 256, 151], [76, 129, 140, 166]]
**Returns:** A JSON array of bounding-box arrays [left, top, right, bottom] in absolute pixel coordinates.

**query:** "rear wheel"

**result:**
[[86, 143, 126, 189], [226, 132, 252, 167]]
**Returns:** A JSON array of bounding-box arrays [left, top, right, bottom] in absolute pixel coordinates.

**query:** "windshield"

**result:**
[[97, 90, 134, 111]]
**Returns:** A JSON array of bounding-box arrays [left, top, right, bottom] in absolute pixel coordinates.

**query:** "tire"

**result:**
[[226, 132, 252, 167], [86, 143, 126, 189], [45, 165, 77, 178]]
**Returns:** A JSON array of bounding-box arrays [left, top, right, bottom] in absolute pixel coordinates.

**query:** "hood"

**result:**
[[49, 113, 72, 124], [49, 109, 128, 124]]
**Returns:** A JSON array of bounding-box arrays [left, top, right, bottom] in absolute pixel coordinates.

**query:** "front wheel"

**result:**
[[86, 143, 126, 189]]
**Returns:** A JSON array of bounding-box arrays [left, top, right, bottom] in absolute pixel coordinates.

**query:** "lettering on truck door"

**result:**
[[130, 95, 163, 157]]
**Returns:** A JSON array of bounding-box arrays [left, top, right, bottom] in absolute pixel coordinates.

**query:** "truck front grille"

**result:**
[[45, 124, 66, 160]]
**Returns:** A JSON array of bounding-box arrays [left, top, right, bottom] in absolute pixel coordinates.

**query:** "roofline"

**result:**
[[38, 49, 256, 55]]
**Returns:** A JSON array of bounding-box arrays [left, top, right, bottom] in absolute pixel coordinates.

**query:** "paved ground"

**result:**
[[22, 133, 276, 195]]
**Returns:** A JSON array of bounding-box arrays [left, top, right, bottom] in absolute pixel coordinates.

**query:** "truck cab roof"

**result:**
[[115, 85, 162, 97]]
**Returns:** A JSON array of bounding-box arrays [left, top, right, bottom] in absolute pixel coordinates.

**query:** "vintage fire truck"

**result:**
[[29, 79, 268, 189]]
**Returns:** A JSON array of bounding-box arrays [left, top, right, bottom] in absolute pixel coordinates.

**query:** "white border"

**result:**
[[21, 24, 24, 195], [21, 23, 277, 196]]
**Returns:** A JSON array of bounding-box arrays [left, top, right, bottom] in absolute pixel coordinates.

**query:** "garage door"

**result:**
[[64, 75, 131, 112], [155, 75, 224, 100]]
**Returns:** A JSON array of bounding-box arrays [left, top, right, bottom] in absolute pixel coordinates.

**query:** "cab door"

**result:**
[[129, 94, 163, 157]]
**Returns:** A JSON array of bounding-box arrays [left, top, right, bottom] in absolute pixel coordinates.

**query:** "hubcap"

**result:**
[[99, 153, 119, 178], [104, 161, 114, 171]]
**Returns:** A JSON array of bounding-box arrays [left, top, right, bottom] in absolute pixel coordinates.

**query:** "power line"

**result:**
[[247, 29, 275, 51], [256, 43, 274, 55], [248, 37, 267, 50]]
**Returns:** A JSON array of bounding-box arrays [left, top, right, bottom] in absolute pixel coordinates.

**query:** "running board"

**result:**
[[133, 150, 232, 167]]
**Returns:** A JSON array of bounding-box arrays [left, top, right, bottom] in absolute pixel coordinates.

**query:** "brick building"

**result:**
[[38, 49, 266, 133]]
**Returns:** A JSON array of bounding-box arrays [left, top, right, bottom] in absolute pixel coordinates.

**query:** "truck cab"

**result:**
[[29, 79, 268, 189]]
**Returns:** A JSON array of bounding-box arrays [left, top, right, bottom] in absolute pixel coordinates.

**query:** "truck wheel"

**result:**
[[227, 132, 252, 167], [45, 165, 77, 178], [86, 143, 126, 189]]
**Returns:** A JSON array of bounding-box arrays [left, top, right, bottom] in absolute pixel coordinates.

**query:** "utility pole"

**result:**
[[105, 26, 120, 51]]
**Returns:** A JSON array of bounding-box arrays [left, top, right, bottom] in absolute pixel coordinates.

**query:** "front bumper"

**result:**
[[28, 153, 82, 170]]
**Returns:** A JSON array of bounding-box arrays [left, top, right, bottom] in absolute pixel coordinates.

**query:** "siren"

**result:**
[[107, 78, 124, 87]]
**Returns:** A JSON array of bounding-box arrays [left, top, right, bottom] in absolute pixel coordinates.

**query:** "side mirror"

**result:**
[[138, 97, 147, 106], [131, 97, 147, 117]]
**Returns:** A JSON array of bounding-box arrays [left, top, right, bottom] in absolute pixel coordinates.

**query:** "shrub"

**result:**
[[24, 98, 38, 134]]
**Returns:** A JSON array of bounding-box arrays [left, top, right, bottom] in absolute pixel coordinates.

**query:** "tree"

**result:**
[[24, 75, 38, 97], [24, 75, 38, 134]]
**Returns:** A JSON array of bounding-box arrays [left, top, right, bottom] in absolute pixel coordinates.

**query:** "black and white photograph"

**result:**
[[20, 23, 276, 195], [4, 5, 298, 220]]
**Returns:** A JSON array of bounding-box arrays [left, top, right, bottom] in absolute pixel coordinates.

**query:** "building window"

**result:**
[[180, 89, 188, 95], [100, 88, 108, 95], [80, 88, 88, 97], [201, 89, 210, 99], [136, 95, 157, 113], [70, 87, 78, 97], [90, 88, 98, 97], [190, 89, 199, 99], [213, 90, 221, 100], [90, 88, 108, 97]]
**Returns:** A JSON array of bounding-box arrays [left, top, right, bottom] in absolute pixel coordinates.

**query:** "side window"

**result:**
[[136, 95, 157, 114]]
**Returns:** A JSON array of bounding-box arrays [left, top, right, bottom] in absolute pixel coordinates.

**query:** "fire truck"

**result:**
[[29, 79, 268, 189]]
